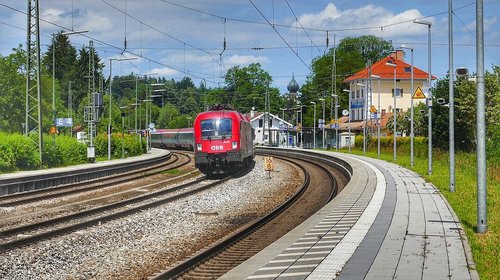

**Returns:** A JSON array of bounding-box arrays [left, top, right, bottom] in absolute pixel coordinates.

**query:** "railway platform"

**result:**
[[221, 151, 478, 280]]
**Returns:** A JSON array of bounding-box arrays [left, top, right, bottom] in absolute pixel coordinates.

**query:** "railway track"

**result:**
[[0, 152, 192, 208], [0, 171, 236, 252], [150, 155, 338, 279]]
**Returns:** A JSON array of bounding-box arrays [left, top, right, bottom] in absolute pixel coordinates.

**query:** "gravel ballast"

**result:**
[[0, 157, 301, 280]]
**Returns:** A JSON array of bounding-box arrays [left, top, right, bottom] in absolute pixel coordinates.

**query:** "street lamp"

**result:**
[[142, 99, 153, 153], [108, 56, 137, 160], [371, 74, 381, 157], [310, 101, 316, 149], [386, 61, 397, 161], [318, 98, 325, 149], [414, 19, 433, 175], [342, 89, 352, 152], [51, 30, 88, 143], [119, 106, 128, 159], [401, 45, 415, 166], [357, 83, 368, 155], [332, 94, 339, 150]]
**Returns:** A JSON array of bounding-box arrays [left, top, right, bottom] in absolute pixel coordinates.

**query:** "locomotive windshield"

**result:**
[[201, 118, 232, 139]]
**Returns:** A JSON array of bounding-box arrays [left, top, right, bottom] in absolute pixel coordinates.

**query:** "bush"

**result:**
[[0, 132, 39, 172]]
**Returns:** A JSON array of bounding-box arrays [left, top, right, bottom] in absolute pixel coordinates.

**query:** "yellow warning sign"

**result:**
[[413, 86, 427, 99], [49, 125, 58, 135], [264, 156, 274, 171], [370, 105, 377, 113]]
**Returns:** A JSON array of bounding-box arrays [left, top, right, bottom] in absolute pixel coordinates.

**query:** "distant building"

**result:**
[[247, 110, 295, 146], [343, 50, 436, 122]]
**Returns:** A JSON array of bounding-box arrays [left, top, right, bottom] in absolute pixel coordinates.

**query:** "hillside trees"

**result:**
[[300, 35, 393, 127]]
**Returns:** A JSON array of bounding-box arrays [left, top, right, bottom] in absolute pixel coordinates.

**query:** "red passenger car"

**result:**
[[193, 106, 254, 174]]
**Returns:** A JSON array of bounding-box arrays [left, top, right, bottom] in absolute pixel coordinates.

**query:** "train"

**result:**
[[193, 106, 255, 174], [150, 128, 194, 150]]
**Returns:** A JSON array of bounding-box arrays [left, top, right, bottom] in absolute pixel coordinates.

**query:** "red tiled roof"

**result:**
[[343, 56, 436, 83]]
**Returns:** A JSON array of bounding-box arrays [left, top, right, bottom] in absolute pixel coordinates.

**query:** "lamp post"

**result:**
[[119, 106, 128, 159], [386, 61, 397, 161], [319, 98, 325, 149], [342, 89, 352, 152], [371, 75, 381, 157], [414, 19, 433, 175], [332, 94, 338, 150], [51, 30, 88, 142], [108, 57, 137, 160], [357, 83, 368, 155], [401, 45, 414, 167], [298, 103, 304, 148], [143, 98, 153, 153], [310, 101, 316, 149]]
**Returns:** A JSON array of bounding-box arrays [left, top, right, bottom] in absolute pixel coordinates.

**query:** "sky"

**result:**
[[1, 0, 499, 93]]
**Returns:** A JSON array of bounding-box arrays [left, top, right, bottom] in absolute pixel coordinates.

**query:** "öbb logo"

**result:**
[[211, 145, 224, 151]]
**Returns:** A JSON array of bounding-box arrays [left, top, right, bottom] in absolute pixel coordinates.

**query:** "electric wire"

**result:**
[[248, 0, 309, 68], [284, 0, 321, 52], [0, 3, 219, 85]]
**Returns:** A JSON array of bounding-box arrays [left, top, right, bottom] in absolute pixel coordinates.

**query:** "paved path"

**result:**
[[221, 151, 478, 280]]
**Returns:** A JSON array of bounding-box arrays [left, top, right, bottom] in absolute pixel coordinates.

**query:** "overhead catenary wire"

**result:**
[[159, 0, 475, 33], [0, 2, 219, 85], [248, 0, 310, 68], [284, 0, 321, 53]]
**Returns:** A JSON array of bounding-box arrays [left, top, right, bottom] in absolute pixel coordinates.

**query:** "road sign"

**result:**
[[149, 123, 155, 129], [56, 118, 73, 127], [342, 109, 349, 116], [49, 125, 58, 134], [264, 156, 274, 171], [370, 105, 377, 113], [413, 86, 427, 99]]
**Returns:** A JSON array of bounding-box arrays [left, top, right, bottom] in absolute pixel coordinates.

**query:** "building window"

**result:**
[[392, 88, 404, 97], [259, 119, 263, 128]]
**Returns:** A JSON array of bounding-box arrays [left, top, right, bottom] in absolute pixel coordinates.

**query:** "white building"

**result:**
[[247, 110, 295, 146]]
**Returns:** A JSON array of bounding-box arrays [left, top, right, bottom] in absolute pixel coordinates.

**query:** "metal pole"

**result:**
[[348, 86, 351, 152], [393, 65, 397, 161], [300, 105, 303, 147], [313, 103, 316, 149], [476, 0, 487, 233], [410, 48, 414, 167], [135, 76, 138, 133], [363, 75, 371, 155], [428, 24, 433, 175], [449, 0, 456, 192], [377, 78, 381, 157], [322, 99, 325, 149], [122, 114, 125, 158], [108, 59, 112, 160], [52, 34, 56, 143], [334, 95, 338, 150]]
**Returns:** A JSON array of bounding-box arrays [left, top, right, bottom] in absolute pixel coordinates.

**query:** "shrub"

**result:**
[[0, 133, 39, 172]]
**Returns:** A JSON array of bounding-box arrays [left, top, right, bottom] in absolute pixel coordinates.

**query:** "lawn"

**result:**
[[334, 145, 499, 280]]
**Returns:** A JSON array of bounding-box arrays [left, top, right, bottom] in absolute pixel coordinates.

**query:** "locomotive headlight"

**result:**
[[196, 143, 202, 151], [232, 141, 238, 149]]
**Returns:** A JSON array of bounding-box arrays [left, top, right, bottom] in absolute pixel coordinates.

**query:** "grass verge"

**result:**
[[333, 146, 499, 280]]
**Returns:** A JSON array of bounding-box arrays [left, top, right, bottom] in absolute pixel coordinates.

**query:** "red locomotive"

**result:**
[[193, 105, 254, 174]]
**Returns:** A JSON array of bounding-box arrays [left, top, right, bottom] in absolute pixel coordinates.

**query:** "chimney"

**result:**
[[250, 108, 255, 118], [390, 50, 404, 61]]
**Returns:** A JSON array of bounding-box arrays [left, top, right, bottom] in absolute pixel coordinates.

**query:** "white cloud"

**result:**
[[223, 55, 269, 67], [296, 3, 431, 38], [149, 67, 179, 76]]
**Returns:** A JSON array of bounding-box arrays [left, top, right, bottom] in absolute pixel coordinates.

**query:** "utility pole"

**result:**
[[449, 0, 456, 192], [476, 0, 487, 234], [25, 0, 43, 164]]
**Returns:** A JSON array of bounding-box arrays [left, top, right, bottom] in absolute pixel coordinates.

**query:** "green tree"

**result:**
[[0, 47, 26, 132], [427, 67, 500, 154], [300, 35, 393, 127]]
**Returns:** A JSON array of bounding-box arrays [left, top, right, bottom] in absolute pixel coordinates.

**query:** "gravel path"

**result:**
[[0, 156, 301, 280]]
